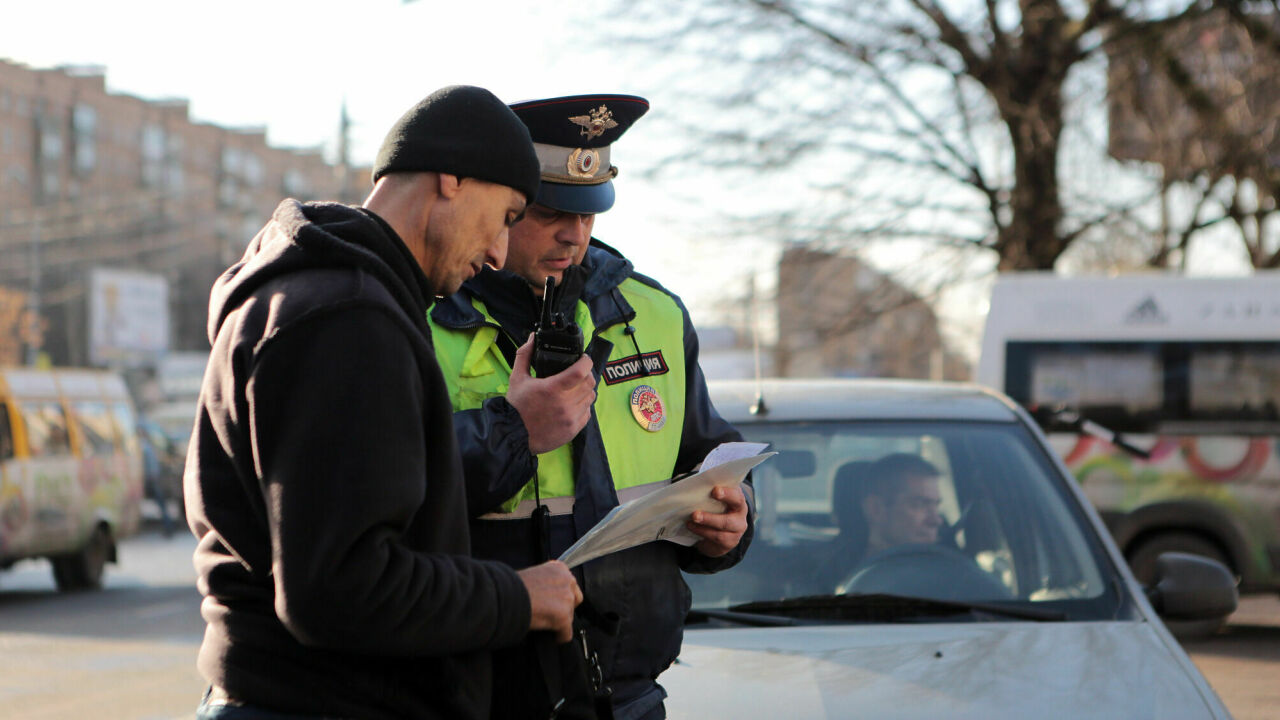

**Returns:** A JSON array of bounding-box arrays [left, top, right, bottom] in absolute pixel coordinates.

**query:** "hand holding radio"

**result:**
[[507, 270, 596, 454], [532, 273, 585, 377]]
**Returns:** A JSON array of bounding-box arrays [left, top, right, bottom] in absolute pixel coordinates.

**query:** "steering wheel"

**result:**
[[837, 543, 1012, 601]]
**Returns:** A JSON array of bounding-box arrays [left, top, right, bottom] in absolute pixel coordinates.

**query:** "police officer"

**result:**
[[430, 94, 753, 720]]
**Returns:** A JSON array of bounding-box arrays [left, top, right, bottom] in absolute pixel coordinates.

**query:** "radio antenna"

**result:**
[[748, 271, 767, 416], [540, 276, 557, 327]]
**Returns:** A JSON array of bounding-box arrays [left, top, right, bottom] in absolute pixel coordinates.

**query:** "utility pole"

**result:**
[[25, 218, 42, 366], [336, 98, 352, 202]]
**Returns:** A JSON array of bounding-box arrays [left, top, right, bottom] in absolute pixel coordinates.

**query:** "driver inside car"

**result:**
[[832, 452, 1012, 601], [860, 453, 944, 557], [803, 450, 947, 591], [811, 453, 946, 591]]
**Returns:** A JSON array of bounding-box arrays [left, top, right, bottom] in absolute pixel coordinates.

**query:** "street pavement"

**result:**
[[0, 523, 204, 720], [1183, 595, 1280, 720]]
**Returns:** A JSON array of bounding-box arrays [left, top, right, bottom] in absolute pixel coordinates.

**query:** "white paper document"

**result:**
[[558, 442, 775, 568]]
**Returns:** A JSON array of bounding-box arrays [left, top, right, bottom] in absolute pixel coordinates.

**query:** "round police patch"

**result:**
[[629, 384, 666, 432]]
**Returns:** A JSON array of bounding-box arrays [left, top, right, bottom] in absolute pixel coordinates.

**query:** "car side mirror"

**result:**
[[1144, 552, 1238, 621]]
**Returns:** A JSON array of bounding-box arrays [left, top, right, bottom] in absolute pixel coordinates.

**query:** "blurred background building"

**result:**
[[773, 245, 970, 381], [0, 59, 367, 407]]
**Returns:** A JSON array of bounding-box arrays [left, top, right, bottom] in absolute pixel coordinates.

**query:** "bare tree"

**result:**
[[611, 0, 1267, 272], [1116, 2, 1280, 269]]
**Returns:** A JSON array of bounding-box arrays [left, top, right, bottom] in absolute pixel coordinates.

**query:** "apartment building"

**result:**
[[0, 59, 367, 366]]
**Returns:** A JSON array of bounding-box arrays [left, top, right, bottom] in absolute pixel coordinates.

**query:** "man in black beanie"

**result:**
[[185, 85, 582, 720]]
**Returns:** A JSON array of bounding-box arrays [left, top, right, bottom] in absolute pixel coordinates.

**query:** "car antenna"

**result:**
[[748, 271, 768, 416]]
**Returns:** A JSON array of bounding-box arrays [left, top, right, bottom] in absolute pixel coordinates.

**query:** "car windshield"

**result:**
[[685, 419, 1132, 623]]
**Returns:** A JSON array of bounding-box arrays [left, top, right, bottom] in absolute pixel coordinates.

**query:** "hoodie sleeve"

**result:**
[[245, 303, 530, 655]]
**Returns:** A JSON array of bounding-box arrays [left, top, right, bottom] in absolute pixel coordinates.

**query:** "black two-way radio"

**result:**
[[531, 274, 584, 377]]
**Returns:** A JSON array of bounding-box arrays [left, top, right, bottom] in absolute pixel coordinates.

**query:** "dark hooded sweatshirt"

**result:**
[[185, 199, 530, 720]]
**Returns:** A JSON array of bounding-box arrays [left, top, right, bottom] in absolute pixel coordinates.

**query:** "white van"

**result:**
[[0, 367, 144, 590], [975, 272, 1280, 597]]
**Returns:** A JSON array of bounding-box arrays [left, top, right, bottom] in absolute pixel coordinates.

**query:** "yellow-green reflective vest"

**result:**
[[431, 277, 688, 513]]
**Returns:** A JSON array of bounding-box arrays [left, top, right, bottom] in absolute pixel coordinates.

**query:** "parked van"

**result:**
[[0, 367, 143, 590], [976, 272, 1280, 599]]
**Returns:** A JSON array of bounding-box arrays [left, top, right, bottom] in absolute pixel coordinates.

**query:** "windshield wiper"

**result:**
[[729, 593, 1067, 623], [686, 608, 798, 627]]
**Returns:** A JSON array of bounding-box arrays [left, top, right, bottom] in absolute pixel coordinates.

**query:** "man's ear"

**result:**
[[438, 173, 462, 199]]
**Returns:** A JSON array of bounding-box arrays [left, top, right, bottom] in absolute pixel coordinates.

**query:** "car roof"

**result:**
[[708, 378, 1023, 424]]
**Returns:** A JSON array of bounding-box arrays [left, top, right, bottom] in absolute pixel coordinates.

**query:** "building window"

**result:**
[[243, 152, 263, 188], [219, 146, 241, 207], [72, 103, 97, 175], [220, 146, 242, 174], [165, 133, 184, 195], [39, 118, 62, 162], [141, 123, 165, 187], [283, 169, 308, 197]]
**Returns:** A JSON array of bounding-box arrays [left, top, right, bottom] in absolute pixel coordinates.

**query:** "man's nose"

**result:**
[[487, 228, 509, 269], [556, 215, 590, 245]]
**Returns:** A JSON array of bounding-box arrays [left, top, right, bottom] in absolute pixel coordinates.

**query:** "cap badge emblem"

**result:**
[[567, 148, 600, 178], [569, 105, 618, 139], [629, 384, 666, 432]]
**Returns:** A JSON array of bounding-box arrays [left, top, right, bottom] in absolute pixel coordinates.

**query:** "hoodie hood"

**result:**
[[207, 200, 433, 344]]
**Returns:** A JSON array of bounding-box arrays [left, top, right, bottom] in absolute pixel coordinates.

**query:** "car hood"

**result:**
[[662, 621, 1227, 719]]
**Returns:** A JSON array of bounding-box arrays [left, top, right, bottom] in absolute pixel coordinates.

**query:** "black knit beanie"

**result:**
[[371, 85, 541, 201]]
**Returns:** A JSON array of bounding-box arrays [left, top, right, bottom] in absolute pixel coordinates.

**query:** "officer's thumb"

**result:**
[[512, 335, 535, 378]]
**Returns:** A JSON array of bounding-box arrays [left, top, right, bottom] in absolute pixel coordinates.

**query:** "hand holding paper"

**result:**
[[686, 484, 750, 558], [558, 442, 774, 568]]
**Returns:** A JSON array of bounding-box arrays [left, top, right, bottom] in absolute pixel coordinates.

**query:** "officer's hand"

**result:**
[[687, 485, 750, 558], [507, 336, 596, 455], [518, 560, 582, 643]]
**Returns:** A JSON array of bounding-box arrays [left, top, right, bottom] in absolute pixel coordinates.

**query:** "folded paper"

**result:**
[[559, 442, 774, 568]]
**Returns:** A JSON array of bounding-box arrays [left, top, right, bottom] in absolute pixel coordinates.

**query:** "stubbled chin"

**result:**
[[531, 266, 565, 284]]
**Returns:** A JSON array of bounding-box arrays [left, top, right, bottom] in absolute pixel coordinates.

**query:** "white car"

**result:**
[[665, 379, 1237, 719]]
